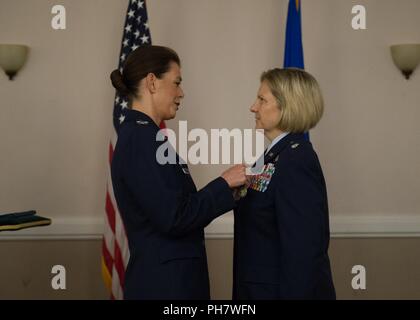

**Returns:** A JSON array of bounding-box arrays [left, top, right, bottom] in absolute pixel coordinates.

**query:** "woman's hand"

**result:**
[[221, 164, 247, 188]]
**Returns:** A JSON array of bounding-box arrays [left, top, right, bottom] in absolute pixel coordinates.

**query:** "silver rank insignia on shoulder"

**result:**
[[136, 120, 149, 125], [291, 143, 300, 149]]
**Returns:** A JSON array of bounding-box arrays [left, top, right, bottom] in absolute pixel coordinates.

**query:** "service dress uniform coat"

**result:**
[[233, 133, 336, 300], [111, 109, 235, 300]]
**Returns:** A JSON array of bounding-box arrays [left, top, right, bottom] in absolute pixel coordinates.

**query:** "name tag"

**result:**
[[248, 163, 275, 192]]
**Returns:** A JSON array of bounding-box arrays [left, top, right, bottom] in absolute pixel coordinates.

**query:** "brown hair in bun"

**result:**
[[110, 69, 130, 96]]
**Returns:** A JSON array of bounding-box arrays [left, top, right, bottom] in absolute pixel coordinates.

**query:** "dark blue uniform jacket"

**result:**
[[233, 133, 336, 300], [111, 109, 235, 300]]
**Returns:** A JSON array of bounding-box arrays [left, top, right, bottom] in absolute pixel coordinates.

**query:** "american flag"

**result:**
[[102, 0, 152, 300]]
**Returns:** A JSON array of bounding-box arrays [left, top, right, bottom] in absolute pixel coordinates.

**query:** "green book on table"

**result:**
[[0, 211, 52, 232]]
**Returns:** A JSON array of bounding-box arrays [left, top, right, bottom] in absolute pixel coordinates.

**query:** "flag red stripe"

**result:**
[[105, 191, 116, 233], [102, 238, 114, 273], [109, 143, 114, 163], [114, 241, 126, 288]]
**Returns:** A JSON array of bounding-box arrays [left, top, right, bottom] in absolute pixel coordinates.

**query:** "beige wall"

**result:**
[[1, 0, 420, 299], [1, 238, 420, 300], [1, 0, 419, 221]]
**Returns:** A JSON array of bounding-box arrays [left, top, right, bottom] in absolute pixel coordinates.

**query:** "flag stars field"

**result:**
[[120, 100, 128, 109], [140, 34, 149, 44]]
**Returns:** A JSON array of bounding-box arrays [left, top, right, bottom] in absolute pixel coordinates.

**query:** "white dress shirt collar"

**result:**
[[265, 132, 290, 155]]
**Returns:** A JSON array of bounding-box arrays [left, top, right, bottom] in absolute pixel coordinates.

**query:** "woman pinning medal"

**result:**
[[110, 45, 247, 300]]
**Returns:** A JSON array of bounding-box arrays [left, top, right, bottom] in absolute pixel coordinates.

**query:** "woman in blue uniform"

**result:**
[[233, 68, 336, 300], [110, 45, 246, 300]]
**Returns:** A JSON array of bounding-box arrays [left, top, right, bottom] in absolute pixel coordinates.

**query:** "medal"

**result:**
[[239, 186, 247, 198], [248, 163, 275, 192]]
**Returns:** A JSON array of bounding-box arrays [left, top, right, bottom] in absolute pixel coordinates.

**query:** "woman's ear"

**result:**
[[145, 73, 157, 93]]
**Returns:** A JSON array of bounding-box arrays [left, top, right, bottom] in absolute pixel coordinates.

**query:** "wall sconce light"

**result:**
[[390, 44, 420, 80], [0, 44, 29, 80]]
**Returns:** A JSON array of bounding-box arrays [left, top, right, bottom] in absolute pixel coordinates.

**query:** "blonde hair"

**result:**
[[260, 68, 324, 133]]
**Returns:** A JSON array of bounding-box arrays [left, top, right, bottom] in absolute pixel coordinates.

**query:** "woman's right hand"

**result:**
[[221, 164, 247, 188]]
